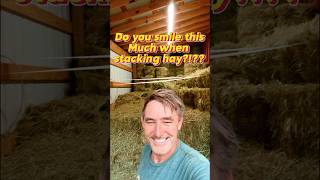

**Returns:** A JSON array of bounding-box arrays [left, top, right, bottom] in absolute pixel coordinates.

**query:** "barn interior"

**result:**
[[0, 0, 319, 180], [1, 2, 108, 179], [212, 0, 319, 179], [109, 0, 210, 179]]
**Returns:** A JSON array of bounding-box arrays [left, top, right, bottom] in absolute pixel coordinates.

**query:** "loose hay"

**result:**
[[177, 67, 210, 88], [155, 67, 169, 77], [214, 83, 319, 157], [215, 16, 319, 84], [235, 140, 319, 180], [176, 88, 210, 111], [237, 4, 312, 44], [143, 66, 155, 77], [1, 95, 107, 180]]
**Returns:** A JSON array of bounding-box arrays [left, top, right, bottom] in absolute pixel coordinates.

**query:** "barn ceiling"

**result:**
[[110, 0, 210, 50]]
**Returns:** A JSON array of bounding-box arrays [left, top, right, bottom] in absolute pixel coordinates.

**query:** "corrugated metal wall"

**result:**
[[1, 6, 71, 134], [110, 50, 132, 104]]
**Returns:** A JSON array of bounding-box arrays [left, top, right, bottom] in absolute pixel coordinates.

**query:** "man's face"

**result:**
[[141, 100, 183, 161]]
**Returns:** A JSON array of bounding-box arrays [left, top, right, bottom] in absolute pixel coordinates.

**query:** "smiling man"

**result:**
[[137, 89, 210, 180]]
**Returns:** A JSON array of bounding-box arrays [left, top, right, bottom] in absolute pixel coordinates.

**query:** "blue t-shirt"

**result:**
[[137, 140, 210, 180]]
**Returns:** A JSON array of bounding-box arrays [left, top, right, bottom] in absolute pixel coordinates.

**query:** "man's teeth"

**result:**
[[154, 138, 167, 143]]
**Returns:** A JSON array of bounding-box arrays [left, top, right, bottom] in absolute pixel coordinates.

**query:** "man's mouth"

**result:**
[[151, 137, 169, 144]]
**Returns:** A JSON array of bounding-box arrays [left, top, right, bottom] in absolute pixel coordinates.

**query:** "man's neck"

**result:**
[[151, 140, 180, 164]]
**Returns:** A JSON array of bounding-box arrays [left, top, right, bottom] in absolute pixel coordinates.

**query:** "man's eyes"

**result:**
[[146, 120, 155, 124], [145, 120, 172, 124]]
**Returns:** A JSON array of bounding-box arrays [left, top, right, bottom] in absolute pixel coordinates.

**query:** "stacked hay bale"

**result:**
[[234, 141, 319, 180], [237, 3, 313, 45], [1, 95, 107, 179], [155, 67, 169, 77], [184, 44, 209, 74], [213, 4, 319, 158], [134, 65, 173, 91], [75, 7, 108, 95]]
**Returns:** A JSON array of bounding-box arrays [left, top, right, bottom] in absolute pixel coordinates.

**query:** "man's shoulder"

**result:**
[[179, 141, 209, 162], [178, 141, 210, 179], [178, 141, 209, 169]]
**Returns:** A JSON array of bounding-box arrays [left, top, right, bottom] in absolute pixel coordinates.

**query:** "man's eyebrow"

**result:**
[[144, 117, 155, 121], [161, 117, 173, 121]]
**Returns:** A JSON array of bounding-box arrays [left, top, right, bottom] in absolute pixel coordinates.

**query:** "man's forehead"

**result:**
[[144, 100, 175, 115]]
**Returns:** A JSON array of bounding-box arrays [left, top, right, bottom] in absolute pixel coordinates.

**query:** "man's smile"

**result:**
[[151, 137, 170, 145]]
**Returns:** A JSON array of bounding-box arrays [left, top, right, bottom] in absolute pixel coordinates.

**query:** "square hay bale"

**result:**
[[155, 67, 169, 77], [2, 95, 107, 179], [177, 67, 210, 88], [143, 66, 155, 77], [75, 71, 107, 95], [176, 88, 210, 111], [215, 17, 319, 85], [214, 83, 319, 157], [237, 4, 312, 44]]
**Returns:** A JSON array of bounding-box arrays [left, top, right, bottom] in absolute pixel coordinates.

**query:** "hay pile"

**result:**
[[177, 67, 210, 88], [235, 140, 319, 180], [133, 66, 211, 111], [213, 5, 319, 158], [134, 66, 173, 91], [237, 4, 312, 44], [214, 83, 319, 157], [1, 95, 107, 180], [176, 88, 210, 111], [215, 16, 319, 84], [155, 67, 169, 77], [75, 7, 108, 95], [110, 92, 210, 180]]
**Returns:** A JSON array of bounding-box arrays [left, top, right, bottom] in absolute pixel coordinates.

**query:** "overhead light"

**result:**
[[167, 2, 175, 44]]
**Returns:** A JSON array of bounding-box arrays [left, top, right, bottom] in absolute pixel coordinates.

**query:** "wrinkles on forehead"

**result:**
[[142, 100, 178, 119]]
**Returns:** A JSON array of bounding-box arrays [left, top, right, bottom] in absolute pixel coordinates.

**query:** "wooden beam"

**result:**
[[179, 21, 210, 34], [145, 14, 209, 36], [121, 26, 209, 50], [1, 0, 72, 34], [110, 40, 129, 55], [110, 81, 131, 88], [110, 0, 133, 9], [111, 0, 210, 34], [71, 6, 85, 56], [132, 64, 137, 79], [0, 63, 71, 83], [123, 6, 209, 35], [118, 14, 209, 47], [110, 60, 132, 72], [110, 0, 183, 23]]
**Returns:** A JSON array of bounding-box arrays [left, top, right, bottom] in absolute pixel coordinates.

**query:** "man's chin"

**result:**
[[149, 143, 171, 155], [150, 147, 170, 157]]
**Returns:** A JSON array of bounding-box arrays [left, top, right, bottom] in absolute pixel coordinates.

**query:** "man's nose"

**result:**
[[155, 122, 164, 137]]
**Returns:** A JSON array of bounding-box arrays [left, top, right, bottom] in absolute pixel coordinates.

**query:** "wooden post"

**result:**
[[70, 6, 85, 95]]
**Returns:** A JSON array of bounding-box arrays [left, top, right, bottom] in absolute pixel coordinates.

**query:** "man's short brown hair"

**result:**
[[141, 89, 185, 118]]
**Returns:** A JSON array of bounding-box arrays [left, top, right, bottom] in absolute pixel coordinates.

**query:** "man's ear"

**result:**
[[178, 117, 183, 130]]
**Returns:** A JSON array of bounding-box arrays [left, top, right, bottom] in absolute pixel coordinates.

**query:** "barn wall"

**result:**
[[1, 7, 71, 134], [110, 50, 132, 104]]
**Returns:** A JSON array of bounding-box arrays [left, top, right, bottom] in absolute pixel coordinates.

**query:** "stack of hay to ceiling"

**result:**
[[134, 65, 174, 91], [213, 3, 319, 158], [75, 7, 108, 95]]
